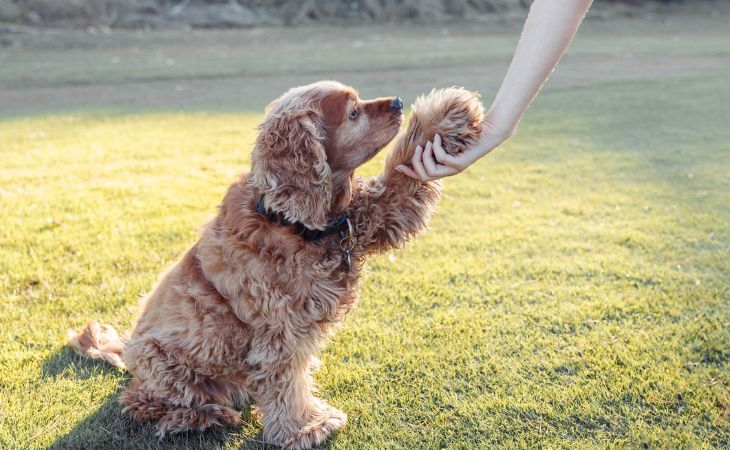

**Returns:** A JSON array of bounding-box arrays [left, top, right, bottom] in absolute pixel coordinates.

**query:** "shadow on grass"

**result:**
[[43, 348, 338, 450], [42, 347, 125, 381]]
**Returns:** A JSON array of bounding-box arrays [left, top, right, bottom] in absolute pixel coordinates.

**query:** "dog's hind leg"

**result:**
[[231, 386, 252, 409], [119, 383, 171, 422], [155, 403, 240, 436], [120, 339, 241, 437], [120, 384, 240, 437]]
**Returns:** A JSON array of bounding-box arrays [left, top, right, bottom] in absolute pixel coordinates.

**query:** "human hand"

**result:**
[[396, 120, 511, 182]]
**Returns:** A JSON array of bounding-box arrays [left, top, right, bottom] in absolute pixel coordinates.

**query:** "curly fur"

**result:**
[[251, 82, 338, 230], [68, 82, 483, 449]]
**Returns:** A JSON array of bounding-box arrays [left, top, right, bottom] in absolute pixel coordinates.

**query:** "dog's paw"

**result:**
[[413, 87, 484, 155], [282, 406, 347, 450]]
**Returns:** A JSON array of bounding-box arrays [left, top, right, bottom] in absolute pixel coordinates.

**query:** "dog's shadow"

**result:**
[[44, 348, 338, 450], [42, 346, 124, 381]]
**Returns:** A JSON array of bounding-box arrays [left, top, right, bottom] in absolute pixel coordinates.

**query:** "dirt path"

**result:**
[[1, 12, 728, 117]]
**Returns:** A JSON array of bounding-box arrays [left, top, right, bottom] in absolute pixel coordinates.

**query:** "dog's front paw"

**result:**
[[282, 405, 347, 450]]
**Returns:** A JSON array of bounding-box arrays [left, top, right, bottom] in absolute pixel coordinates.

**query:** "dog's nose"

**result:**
[[390, 97, 403, 111]]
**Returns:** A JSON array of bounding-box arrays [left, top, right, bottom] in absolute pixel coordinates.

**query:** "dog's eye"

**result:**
[[349, 109, 358, 120]]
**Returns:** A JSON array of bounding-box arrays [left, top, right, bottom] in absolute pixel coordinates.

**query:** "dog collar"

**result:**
[[255, 196, 350, 242]]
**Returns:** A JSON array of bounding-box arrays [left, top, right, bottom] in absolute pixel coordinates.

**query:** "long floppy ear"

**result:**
[[250, 106, 332, 230], [330, 171, 355, 213]]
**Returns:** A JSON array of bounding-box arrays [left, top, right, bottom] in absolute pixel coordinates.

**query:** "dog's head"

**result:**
[[251, 80, 403, 230]]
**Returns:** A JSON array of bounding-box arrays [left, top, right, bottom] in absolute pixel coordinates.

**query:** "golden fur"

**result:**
[[68, 81, 483, 449]]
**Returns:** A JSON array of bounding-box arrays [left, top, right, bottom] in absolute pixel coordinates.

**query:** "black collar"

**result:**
[[255, 197, 350, 241]]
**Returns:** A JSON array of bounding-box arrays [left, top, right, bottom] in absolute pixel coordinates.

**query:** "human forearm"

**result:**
[[488, 0, 593, 138], [399, 0, 593, 181]]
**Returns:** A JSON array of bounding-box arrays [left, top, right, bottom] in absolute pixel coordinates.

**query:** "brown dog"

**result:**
[[69, 81, 483, 449]]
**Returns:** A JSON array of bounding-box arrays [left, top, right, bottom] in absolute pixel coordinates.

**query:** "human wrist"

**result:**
[[483, 115, 516, 144], [495, 125, 515, 144]]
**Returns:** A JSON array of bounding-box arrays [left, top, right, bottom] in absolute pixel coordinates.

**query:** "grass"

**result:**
[[1, 30, 730, 450]]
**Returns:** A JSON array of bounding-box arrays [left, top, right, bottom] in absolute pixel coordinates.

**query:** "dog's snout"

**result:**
[[390, 97, 403, 111]]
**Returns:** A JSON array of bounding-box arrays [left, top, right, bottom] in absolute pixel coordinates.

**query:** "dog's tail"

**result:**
[[67, 320, 126, 369]]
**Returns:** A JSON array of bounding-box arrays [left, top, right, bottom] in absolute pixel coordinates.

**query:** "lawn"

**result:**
[[1, 20, 729, 450]]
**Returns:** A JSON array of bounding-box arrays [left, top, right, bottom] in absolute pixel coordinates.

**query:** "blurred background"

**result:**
[[1, 0, 727, 116]]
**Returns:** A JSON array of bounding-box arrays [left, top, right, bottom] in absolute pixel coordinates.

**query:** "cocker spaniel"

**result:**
[[69, 80, 483, 449]]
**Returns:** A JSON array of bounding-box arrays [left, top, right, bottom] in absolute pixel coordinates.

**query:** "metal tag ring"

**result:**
[[339, 236, 355, 252]]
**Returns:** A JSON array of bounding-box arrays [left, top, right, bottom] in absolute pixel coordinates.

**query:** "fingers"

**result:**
[[396, 144, 427, 180], [396, 164, 419, 179], [400, 125, 508, 181], [430, 134, 462, 170], [421, 141, 462, 180], [398, 139, 466, 181], [429, 163, 461, 179], [411, 144, 430, 181], [397, 144, 441, 181], [423, 140, 438, 174]]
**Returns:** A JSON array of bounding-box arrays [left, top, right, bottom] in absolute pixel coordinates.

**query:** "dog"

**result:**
[[68, 81, 483, 449]]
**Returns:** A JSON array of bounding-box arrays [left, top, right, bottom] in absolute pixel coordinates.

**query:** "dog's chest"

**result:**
[[205, 238, 359, 324]]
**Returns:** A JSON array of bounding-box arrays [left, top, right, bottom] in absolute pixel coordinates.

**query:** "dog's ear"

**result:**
[[330, 171, 355, 213], [251, 106, 332, 230]]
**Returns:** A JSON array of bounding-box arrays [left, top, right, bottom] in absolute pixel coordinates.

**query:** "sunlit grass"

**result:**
[[1, 72, 729, 449]]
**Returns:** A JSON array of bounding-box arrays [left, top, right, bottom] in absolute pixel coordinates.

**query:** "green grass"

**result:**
[[1, 63, 730, 450]]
